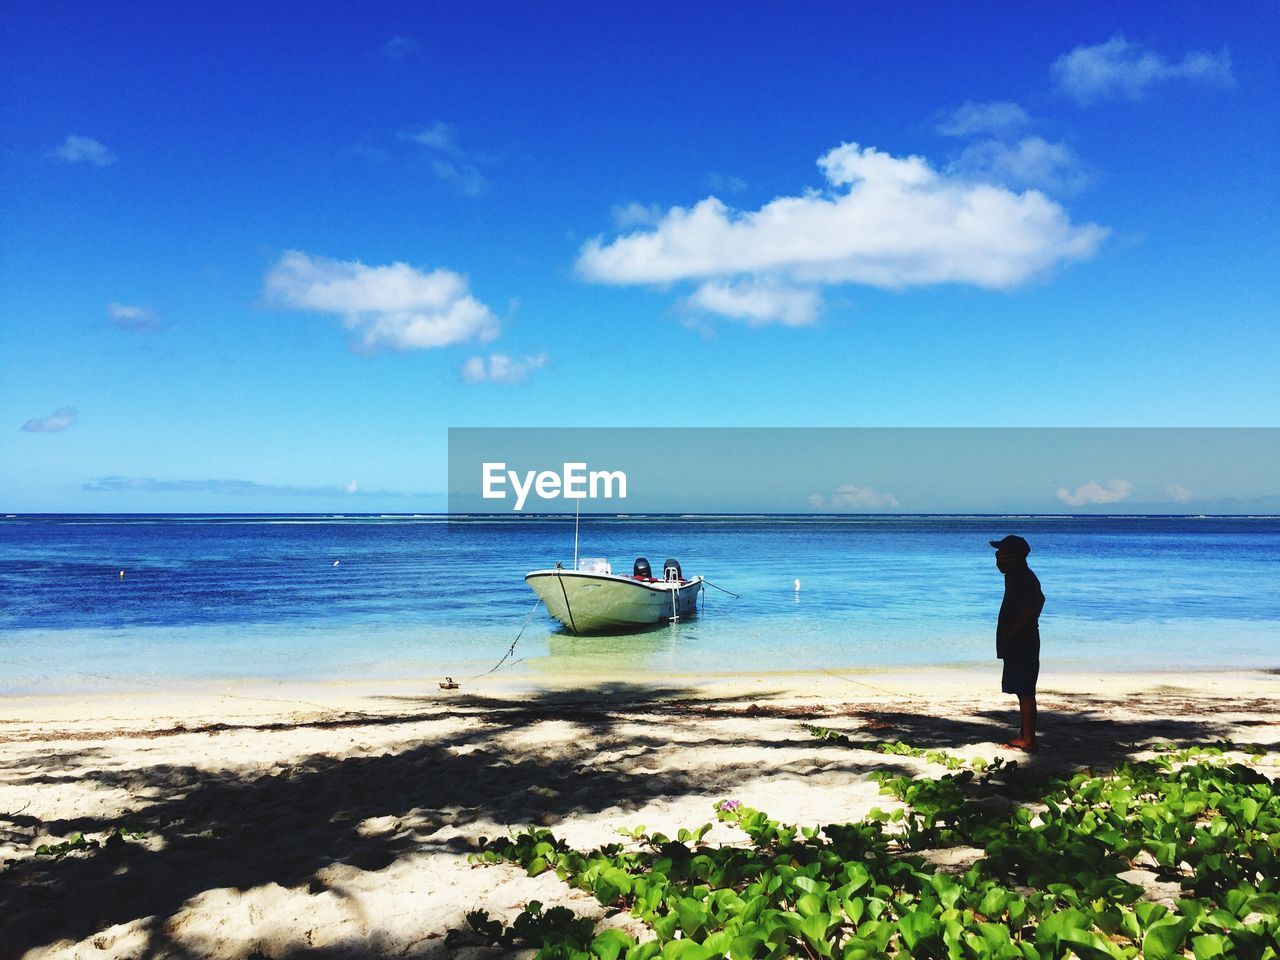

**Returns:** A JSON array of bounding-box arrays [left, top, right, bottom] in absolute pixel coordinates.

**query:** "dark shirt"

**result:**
[[997, 563, 1044, 659]]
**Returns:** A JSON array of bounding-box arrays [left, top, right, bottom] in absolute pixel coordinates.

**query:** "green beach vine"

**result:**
[[460, 739, 1279, 959]]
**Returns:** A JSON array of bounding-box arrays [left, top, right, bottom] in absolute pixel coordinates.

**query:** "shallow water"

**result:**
[[1, 514, 1277, 693]]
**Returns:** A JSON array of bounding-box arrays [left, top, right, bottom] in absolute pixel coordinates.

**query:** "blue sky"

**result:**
[[2, 3, 1277, 512]]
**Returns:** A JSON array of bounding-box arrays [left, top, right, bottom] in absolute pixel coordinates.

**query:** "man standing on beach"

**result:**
[[991, 535, 1044, 751]]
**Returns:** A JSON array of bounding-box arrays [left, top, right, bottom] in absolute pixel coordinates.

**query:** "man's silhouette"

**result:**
[[991, 535, 1044, 751]]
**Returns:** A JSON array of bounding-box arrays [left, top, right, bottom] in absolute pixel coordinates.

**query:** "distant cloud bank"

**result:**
[[263, 250, 499, 352], [809, 485, 900, 511], [1052, 36, 1233, 104], [49, 134, 115, 166], [21, 407, 78, 433], [84, 476, 397, 497], [578, 141, 1107, 326], [1056, 479, 1133, 506]]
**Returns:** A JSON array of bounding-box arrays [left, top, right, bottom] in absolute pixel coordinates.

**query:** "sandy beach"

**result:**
[[2, 666, 1277, 959]]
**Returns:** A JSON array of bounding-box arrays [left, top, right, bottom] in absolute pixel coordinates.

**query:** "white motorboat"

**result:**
[[525, 556, 703, 634]]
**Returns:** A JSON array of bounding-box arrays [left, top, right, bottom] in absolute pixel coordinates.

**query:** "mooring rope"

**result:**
[[470, 595, 544, 679], [701, 578, 741, 599]]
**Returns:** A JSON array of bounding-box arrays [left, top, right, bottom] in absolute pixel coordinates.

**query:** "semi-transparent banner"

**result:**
[[447, 428, 1278, 515]]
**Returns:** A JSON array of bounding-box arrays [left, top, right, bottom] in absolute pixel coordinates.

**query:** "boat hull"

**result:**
[[525, 570, 702, 634]]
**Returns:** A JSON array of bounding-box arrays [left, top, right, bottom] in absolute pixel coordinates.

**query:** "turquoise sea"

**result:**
[[0, 514, 1277, 694]]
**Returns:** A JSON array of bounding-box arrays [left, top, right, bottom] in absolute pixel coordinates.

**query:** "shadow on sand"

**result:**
[[0, 681, 1267, 959]]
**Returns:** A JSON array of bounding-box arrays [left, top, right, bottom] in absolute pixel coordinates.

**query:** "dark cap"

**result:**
[[989, 535, 1031, 556]]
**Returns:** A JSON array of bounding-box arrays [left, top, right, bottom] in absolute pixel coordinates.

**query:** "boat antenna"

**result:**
[[573, 496, 580, 570]]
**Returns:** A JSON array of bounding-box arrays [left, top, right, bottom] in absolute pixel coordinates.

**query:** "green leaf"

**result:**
[[674, 897, 711, 937], [1152, 841, 1179, 867], [1190, 933, 1228, 960], [1246, 893, 1280, 916], [930, 873, 963, 909], [980, 888, 1013, 918], [1224, 887, 1252, 918], [1048, 883, 1080, 905], [1176, 900, 1207, 922], [592, 929, 635, 960], [603, 866, 633, 897], [702, 930, 733, 955], [1239, 797, 1260, 825], [794, 876, 826, 896], [1133, 902, 1169, 929], [842, 864, 872, 895], [1205, 908, 1240, 931], [795, 893, 825, 919], [1058, 929, 1122, 960], [898, 909, 939, 951], [729, 933, 766, 960], [1035, 909, 1091, 949], [1118, 909, 1141, 943], [974, 922, 1014, 950], [1142, 916, 1194, 960], [741, 894, 768, 923], [661, 941, 713, 960], [653, 912, 678, 940], [800, 913, 834, 954]]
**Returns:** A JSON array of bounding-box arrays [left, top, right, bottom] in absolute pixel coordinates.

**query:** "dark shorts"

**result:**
[[1001, 654, 1039, 695]]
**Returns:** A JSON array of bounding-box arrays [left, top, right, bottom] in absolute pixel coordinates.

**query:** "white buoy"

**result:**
[[119, 570, 125, 580], [333, 560, 340, 567], [793, 578, 800, 592]]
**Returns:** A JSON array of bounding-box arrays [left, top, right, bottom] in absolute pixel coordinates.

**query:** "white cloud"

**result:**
[[107, 302, 160, 331], [21, 407, 78, 433], [403, 122, 489, 195], [263, 251, 499, 352], [1052, 36, 1234, 104], [809, 485, 900, 511], [937, 100, 1031, 137], [382, 35, 418, 60], [408, 121, 461, 155], [684, 279, 820, 327], [430, 158, 488, 197], [50, 135, 115, 167], [706, 172, 749, 193], [461, 352, 548, 384], [345, 480, 360, 494], [1162, 484, 1194, 503], [576, 142, 1106, 324], [952, 136, 1089, 194], [1056, 479, 1133, 506], [611, 202, 665, 230]]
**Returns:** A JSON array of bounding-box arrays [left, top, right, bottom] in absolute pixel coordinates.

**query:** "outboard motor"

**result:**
[[633, 557, 652, 579], [663, 558, 683, 581]]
